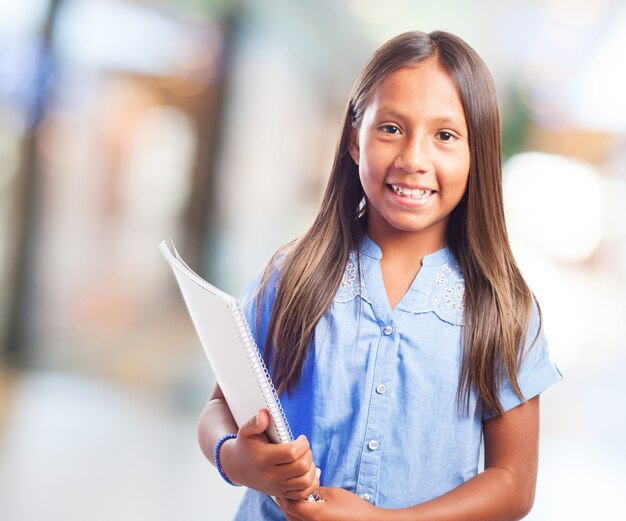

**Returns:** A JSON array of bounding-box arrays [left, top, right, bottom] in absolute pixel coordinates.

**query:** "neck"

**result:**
[[367, 226, 447, 265], [366, 226, 447, 310]]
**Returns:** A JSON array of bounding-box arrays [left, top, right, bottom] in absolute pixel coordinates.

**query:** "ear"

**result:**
[[348, 128, 360, 166]]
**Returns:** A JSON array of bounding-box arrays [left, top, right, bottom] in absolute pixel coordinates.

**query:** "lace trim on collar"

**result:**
[[334, 251, 371, 303], [332, 251, 464, 326], [401, 261, 465, 326], [430, 262, 465, 325]]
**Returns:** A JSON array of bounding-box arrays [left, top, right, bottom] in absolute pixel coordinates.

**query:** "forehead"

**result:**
[[367, 58, 466, 124]]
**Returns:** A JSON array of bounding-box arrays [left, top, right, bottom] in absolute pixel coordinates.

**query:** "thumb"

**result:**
[[239, 408, 271, 438]]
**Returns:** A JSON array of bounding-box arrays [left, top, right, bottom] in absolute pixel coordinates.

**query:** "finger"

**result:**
[[304, 467, 322, 499], [272, 435, 311, 465], [282, 464, 320, 500], [275, 447, 314, 481], [238, 408, 271, 439]]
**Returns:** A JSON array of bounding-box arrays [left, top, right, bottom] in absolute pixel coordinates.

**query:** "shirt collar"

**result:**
[[345, 235, 464, 325], [358, 234, 453, 266], [359, 235, 383, 259], [422, 246, 455, 267]]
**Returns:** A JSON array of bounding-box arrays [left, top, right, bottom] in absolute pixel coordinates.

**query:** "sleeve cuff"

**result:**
[[483, 358, 563, 420]]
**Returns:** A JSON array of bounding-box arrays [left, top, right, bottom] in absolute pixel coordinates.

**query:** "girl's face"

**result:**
[[350, 58, 470, 250]]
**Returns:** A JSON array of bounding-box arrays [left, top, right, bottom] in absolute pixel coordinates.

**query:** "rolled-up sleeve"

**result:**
[[483, 304, 563, 420]]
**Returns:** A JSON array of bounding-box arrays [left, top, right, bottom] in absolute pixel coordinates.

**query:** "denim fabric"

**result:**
[[232, 235, 562, 519], [233, 490, 285, 521]]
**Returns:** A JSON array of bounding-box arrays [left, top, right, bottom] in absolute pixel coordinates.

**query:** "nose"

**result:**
[[394, 135, 432, 174]]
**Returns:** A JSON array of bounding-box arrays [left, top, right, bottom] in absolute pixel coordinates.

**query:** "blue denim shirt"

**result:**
[[232, 236, 562, 520]]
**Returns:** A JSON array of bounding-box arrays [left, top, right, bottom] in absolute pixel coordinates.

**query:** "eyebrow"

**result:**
[[376, 108, 466, 129]]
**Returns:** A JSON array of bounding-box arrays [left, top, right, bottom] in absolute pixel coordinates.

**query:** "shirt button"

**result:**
[[383, 325, 393, 335], [368, 439, 379, 450], [376, 384, 387, 394], [361, 493, 371, 502]]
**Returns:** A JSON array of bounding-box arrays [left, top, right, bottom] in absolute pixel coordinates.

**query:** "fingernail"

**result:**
[[316, 467, 321, 478]]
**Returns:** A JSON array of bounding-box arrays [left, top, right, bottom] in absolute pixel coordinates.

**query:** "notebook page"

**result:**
[[160, 241, 282, 442]]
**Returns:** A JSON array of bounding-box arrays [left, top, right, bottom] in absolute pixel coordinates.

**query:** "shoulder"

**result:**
[[239, 243, 293, 308], [238, 243, 294, 352], [519, 298, 549, 367], [483, 297, 563, 419]]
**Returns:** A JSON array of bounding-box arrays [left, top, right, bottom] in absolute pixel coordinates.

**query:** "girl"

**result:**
[[198, 30, 562, 520]]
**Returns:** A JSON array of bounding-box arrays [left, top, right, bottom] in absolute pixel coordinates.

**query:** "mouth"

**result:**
[[389, 184, 435, 200]]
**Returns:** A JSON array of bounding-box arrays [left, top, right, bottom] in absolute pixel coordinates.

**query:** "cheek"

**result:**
[[449, 148, 470, 182], [358, 146, 384, 181], [361, 139, 394, 173], [456, 161, 470, 188], [441, 156, 470, 197], [358, 167, 376, 196]]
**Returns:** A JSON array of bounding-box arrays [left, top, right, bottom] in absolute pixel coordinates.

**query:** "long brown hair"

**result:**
[[259, 30, 540, 416]]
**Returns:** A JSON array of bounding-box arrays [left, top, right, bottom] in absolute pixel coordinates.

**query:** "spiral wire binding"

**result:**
[[160, 240, 320, 501], [228, 302, 321, 502], [228, 302, 294, 444]]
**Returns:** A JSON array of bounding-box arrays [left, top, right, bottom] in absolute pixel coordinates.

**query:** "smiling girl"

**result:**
[[198, 30, 562, 520]]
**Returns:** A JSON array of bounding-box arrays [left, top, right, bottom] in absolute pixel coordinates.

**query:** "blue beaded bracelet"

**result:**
[[214, 433, 240, 487]]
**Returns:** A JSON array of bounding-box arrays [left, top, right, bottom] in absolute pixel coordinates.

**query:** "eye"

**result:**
[[380, 124, 401, 135], [437, 131, 456, 142]]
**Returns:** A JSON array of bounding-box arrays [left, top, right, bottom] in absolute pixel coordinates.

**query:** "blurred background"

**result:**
[[1, 0, 625, 519]]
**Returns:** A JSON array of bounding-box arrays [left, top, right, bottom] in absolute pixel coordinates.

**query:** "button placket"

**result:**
[[355, 319, 397, 503]]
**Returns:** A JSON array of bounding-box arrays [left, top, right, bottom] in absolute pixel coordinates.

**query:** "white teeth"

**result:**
[[391, 184, 432, 199]]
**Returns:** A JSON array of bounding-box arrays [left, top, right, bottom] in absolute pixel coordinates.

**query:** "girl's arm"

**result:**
[[197, 384, 320, 500], [279, 396, 540, 521]]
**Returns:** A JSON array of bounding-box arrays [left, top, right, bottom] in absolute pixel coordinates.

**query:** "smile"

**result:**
[[390, 184, 433, 199]]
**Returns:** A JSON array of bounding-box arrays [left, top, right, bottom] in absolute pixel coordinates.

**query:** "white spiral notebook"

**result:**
[[159, 240, 292, 444]]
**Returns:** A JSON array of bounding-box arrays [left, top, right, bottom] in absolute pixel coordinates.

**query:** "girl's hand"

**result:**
[[219, 408, 320, 500], [277, 487, 383, 521]]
